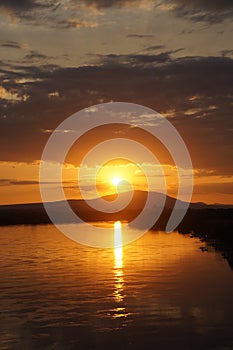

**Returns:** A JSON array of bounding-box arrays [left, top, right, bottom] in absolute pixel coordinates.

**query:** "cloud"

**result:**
[[23, 50, 55, 62], [0, 179, 39, 186], [0, 86, 29, 101], [0, 0, 153, 28], [92, 52, 172, 67], [76, 0, 233, 21], [24, 51, 50, 61], [0, 0, 39, 11], [1, 0, 232, 28], [0, 178, 72, 186], [1, 41, 21, 49], [126, 34, 155, 39], [0, 0, 59, 24], [0, 0, 57, 12], [58, 19, 98, 29], [0, 1, 100, 29], [82, 0, 127, 9], [143, 45, 166, 52], [82, 0, 153, 9], [161, 0, 233, 23], [0, 54, 232, 179]]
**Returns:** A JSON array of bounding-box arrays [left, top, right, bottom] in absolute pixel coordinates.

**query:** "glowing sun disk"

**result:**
[[112, 177, 122, 186]]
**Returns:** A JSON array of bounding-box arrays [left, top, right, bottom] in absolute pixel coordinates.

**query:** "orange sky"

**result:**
[[0, 159, 232, 205], [0, 0, 232, 206]]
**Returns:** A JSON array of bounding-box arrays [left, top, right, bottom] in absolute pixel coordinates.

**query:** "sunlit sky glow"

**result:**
[[0, 0, 232, 205]]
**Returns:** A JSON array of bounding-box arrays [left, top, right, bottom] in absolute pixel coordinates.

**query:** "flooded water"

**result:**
[[0, 223, 233, 350]]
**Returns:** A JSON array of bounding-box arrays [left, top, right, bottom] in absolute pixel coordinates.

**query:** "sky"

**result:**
[[0, 0, 233, 205]]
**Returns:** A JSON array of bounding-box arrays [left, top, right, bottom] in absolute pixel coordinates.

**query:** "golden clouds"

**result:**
[[0, 86, 29, 102]]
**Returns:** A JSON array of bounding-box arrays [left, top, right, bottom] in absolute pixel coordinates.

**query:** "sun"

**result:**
[[112, 177, 122, 186]]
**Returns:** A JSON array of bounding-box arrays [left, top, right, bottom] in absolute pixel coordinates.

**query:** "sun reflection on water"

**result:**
[[112, 221, 129, 320], [114, 221, 123, 269]]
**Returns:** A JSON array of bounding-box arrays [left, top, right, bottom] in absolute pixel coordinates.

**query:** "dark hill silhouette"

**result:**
[[0, 190, 232, 226], [0, 190, 232, 268]]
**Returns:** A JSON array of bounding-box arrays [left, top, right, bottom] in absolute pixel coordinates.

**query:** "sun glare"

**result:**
[[114, 220, 122, 230], [112, 177, 122, 186]]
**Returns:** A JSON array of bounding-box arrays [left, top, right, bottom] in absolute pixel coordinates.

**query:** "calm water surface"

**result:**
[[0, 223, 233, 350]]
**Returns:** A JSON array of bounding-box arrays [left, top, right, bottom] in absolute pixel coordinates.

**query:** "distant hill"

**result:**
[[0, 190, 232, 268], [0, 190, 232, 226]]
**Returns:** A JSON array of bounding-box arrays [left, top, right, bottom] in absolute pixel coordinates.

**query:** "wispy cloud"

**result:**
[[59, 18, 98, 29], [91, 52, 172, 67], [126, 34, 155, 39], [161, 0, 233, 23], [1, 40, 21, 49], [81, 0, 154, 10], [0, 179, 39, 186]]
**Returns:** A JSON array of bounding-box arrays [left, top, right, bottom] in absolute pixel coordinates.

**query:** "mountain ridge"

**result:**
[[1, 190, 232, 210]]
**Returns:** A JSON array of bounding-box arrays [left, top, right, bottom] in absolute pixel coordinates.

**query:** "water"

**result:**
[[0, 223, 233, 350]]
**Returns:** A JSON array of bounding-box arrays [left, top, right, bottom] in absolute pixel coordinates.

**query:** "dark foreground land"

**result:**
[[0, 191, 232, 268], [169, 208, 233, 268]]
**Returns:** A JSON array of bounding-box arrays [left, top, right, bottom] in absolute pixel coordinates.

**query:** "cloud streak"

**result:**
[[1, 41, 21, 49], [162, 0, 233, 23], [1, 0, 232, 27], [81, 0, 153, 9], [91, 52, 172, 67]]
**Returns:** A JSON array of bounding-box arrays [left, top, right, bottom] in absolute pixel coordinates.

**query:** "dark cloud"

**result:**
[[0, 55, 232, 177], [1, 0, 232, 26], [81, 0, 145, 9], [92, 52, 172, 66], [1, 41, 21, 49], [78, 0, 233, 23], [0, 179, 39, 186], [56, 19, 98, 29], [0, 0, 38, 11], [127, 34, 155, 39], [24, 51, 53, 61], [170, 0, 233, 12], [143, 45, 166, 52], [0, 0, 59, 24], [0, 179, 68, 186], [164, 0, 233, 23], [0, 0, 146, 13], [91, 49, 184, 67]]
